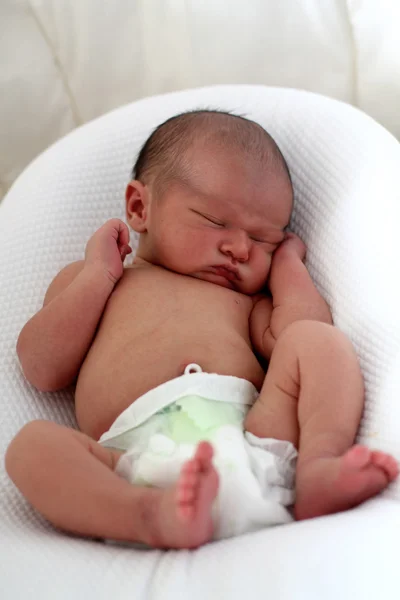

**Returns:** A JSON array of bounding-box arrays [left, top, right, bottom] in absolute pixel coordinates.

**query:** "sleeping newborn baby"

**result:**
[[6, 110, 398, 549]]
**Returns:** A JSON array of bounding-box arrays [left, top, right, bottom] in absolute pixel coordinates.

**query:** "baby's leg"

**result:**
[[245, 320, 398, 519], [5, 420, 218, 549]]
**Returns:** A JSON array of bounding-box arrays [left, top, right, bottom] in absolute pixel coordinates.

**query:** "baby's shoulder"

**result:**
[[123, 262, 172, 281]]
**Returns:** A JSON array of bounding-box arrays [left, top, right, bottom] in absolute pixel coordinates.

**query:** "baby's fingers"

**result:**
[[120, 244, 132, 262], [115, 220, 131, 247], [280, 232, 306, 261]]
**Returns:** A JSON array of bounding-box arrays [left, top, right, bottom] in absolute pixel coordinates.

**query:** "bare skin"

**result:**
[[6, 135, 398, 549], [75, 263, 264, 440]]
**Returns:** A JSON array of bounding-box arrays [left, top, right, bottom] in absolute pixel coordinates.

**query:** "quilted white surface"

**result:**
[[1, 85, 400, 599]]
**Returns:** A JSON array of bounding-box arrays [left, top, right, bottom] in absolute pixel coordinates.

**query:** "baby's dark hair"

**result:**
[[131, 109, 291, 191]]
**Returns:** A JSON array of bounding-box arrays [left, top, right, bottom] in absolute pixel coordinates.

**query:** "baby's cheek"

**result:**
[[265, 254, 273, 274], [185, 229, 212, 260], [255, 246, 271, 269], [253, 251, 272, 287], [171, 229, 205, 270]]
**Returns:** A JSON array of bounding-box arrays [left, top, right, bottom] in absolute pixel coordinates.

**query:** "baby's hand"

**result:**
[[273, 232, 306, 262], [85, 219, 132, 284]]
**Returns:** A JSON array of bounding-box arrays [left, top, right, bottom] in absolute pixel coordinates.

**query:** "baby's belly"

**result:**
[[75, 333, 265, 441]]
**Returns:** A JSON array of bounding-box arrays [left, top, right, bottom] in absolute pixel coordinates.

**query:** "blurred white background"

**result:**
[[1, 0, 399, 203]]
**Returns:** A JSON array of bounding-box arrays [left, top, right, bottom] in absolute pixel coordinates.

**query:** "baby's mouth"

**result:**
[[210, 265, 240, 282]]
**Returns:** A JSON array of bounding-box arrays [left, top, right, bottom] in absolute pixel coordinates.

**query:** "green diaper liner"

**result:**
[[139, 394, 246, 443]]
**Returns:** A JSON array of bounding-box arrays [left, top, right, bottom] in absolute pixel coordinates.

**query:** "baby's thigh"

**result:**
[[245, 320, 355, 444], [5, 420, 123, 477], [245, 322, 302, 443], [266, 319, 357, 385]]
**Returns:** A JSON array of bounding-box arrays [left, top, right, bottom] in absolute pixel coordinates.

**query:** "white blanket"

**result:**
[[1, 85, 400, 599]]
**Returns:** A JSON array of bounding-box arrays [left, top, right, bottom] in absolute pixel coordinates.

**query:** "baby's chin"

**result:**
[[190, 270, 264, 295], [190, 270, 237, 290]]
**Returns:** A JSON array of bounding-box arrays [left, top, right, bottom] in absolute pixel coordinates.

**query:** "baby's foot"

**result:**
[[154, 441, 219, 549], [295, 445, 398, 520]]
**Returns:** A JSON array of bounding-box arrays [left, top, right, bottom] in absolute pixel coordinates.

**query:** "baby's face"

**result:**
[[136, 147, 293, 295]]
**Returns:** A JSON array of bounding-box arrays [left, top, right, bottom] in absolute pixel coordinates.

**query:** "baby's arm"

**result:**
[[17, 219, 131, 392], [250, 233, 332, 360]]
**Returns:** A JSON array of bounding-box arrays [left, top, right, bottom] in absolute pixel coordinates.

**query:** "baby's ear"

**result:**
[[125, 180, 149, 233]]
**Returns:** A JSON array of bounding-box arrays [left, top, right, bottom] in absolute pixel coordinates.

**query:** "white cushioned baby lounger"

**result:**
[[1, 85, 400, 599]]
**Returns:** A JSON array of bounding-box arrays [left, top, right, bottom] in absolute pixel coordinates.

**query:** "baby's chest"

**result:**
[[171, 280, 253, 331], [125, 268, 250, 311]]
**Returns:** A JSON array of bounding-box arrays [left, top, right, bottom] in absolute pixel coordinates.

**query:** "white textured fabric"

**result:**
[[99, 371, 296, 540], [1, 85, 400, 598], [1, 0, 400, 201]]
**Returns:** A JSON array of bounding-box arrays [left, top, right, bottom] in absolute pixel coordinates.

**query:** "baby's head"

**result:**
[[126, 110, 293, 295]]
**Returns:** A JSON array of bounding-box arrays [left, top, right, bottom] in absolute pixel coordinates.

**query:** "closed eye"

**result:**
[[206, 216, 224, 227], [250, 236, 277, 249], [193, 211, 225, 227]]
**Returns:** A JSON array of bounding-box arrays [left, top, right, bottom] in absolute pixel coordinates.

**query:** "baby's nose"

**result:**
[[220, 231, 250, 261]]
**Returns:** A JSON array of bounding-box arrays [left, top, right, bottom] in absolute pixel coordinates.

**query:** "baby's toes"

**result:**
[[344, 445, 371, 469], [178, 472, 199, 501], [181, 458, 201, 476], [195, 441, 214, 467], [176, 474, 199, 521], [371, 451, 399, 481]]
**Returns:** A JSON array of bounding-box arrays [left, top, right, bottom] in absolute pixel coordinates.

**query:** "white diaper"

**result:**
[[99, 364, 297, 540]]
